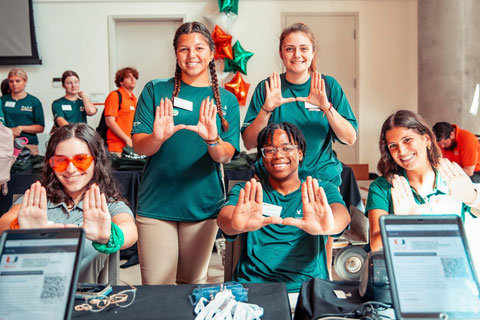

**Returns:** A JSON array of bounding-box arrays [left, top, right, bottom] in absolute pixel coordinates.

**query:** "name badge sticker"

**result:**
[[130, 106, 135, 111], [173, 97, 193, 112], [4, 101, 15, 108], [61, 104, 72, 111], [304, 102, 320, 109], [262, 203, 282, 217]]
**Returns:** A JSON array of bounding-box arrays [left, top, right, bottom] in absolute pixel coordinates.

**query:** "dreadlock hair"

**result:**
[[377, 110, 442, 181], [171, 21, 229, 131], [279, 22, 317, 73], [256, 122, 307, 165], [42, 123, 126, 208]]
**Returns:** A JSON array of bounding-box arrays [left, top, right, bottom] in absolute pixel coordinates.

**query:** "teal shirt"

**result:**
[[0, 103, 4, 125], [52, 97, 87, 125], [365, 169, 473, 221], [1, 94, 45, 145], [242, 73, 357, 185], [225, 179, 345, 292], [132, 78, 241, 221]]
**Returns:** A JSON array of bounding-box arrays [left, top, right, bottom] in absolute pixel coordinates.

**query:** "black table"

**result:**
[[72, 282, 291, 320], [0, 170, 142, 214]]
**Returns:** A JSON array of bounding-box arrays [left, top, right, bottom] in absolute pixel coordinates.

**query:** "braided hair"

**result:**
[[256, 122, 307, 165], [172, 21, 229, 131]]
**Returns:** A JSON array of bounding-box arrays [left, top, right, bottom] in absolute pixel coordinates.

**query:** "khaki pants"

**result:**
[[25, 144, 39, 155], [136, 215, 218, 285]]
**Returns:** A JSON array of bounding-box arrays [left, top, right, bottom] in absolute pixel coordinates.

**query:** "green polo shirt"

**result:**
[[14, 197, 133, 271], [242, 73, 357, 186], [1, 94, 45, 145], [132, 78, 240, 221], [52, 97, 87, 125], [365, 169, 473, 221], [224, 179, 345, 292]]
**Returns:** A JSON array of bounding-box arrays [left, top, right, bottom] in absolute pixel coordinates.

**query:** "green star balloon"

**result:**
[[224, 41, 253, 75], [218, 0, 239, 15]]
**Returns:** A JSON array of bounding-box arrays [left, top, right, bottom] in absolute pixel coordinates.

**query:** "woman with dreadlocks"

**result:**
[[132, 21, 240, 285]]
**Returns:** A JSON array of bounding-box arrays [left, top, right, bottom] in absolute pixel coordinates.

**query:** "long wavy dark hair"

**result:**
[[41, 123, 125, 207], [172, 21, 229, 131], [377, 110, 442, 180]]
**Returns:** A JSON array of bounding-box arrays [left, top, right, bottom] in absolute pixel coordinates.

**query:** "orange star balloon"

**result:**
[[212, 25, 233, 60], [225, 72, 250, 106]]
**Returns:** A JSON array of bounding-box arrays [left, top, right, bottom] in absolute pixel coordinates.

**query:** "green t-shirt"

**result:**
[[365, 169, 473, 221], [0, 102, 5, 125], [52, 97, 87, 125], [242, 73, 357, 185], [1, 94, 45, 145], [132, 78, 240, 221], [224, 179, 345, 292]]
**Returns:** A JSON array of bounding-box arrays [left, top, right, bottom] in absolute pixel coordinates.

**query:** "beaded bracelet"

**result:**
[[92, 222, 125, 254], [205, 136, 220, 147]]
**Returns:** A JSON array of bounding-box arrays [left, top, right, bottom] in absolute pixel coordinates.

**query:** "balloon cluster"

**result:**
[[204, 0, 252, 106]]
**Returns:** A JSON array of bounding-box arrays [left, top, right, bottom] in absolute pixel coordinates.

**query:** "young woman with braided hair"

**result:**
[[132, 21, 240, 285]]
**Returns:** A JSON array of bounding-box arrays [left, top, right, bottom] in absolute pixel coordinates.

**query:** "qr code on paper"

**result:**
[[440, 257, 467, 278], [40, 276, 67, 299]]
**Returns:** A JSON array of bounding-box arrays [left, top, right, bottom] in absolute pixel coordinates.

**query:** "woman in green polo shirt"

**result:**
[[1, 68, 44, 155], [366, 110, 480, 251], [242, 22, 357, 188], [52, 70, 97, 128], [132, 21, 240, 285]]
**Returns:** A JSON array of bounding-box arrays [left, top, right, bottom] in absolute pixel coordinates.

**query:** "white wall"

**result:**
[[0, 0, 417, 172]]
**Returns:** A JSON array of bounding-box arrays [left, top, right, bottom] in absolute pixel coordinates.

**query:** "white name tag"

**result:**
[[130, 106, 135, 111], [61, 104, 72, 111], [4, 101, 15, 108], [262, 203, 282, 217], [304, 102, 320, 109], [173, 97, 193, 112]]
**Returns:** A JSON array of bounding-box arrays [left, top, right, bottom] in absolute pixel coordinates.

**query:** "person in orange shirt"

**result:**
[[433, 121, 480, 183], [104, 67, 139, 154]]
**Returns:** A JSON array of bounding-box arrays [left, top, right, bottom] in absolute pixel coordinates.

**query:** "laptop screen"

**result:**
[[380, 215, 480, 319], [0, 228, 84, 320]]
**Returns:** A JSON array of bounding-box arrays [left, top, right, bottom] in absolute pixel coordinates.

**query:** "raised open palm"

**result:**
[[283, 177, 335, 235], [391, 174, 424, 215], [263, 72, 297, 112], [152, 97, 186, 143], [296, 72, 330, 111], [231, 179, 282, 232], [18, 181, 49, 228], [184, 97, 218, 141], [82, 184, 111, 243]]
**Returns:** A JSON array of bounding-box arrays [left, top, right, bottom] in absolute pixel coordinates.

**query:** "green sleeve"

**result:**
[[0, 98, 5, 125], [325, 76, 358, 143], [319, 180, 346, 206], [132, 81, 157, 135], [241, 79, 266, 133], [365, 176, 392, 216], [219, 89, 240, 152], [32, 96, 45, 126], [52, 99, 65, 120], [224, 182, 246, 207]]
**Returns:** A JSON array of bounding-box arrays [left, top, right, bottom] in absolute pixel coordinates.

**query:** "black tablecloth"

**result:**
[[0, 170, 142, 215], [72, 282, 291, 320]]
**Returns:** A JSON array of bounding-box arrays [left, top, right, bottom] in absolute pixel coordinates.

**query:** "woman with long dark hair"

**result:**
[[132, 21, 240, 284], [0, 123, 137, 282], [366, 110, 480, 251]]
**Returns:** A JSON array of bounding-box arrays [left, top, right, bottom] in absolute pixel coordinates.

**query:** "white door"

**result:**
[[110, 16, 184, 98], [283, 13, 359, 163]]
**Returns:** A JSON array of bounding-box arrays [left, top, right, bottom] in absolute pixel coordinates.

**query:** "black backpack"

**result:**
[[96, 90, 122, 143]]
